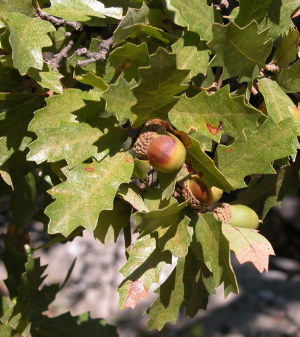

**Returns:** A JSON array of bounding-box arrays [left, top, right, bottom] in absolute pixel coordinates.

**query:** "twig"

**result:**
[[36, 7, 83, 31], [76, 37, 114, 67], [45, 38, 74, 71]]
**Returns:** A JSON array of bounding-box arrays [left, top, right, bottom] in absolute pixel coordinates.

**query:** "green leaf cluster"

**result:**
[[0, 0, 299, 333]]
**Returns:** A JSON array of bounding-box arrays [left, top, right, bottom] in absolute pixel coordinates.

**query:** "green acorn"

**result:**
[[213, 203, 260, 229]]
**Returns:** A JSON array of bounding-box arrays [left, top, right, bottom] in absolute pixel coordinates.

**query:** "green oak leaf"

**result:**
[[208, 21, 272, 81], [184, 249, 215, 318], [259, 0, 300, 41], [271, 27, 299, 69], [169, 85, 263, 142], [0, 0, 35, 16], [74, 71, 108, 91], [108, 42, 150, 82], [216, 117, 298, 188], [233, 163, 300, 219], [164, 0, 221, 41], [44, 0, 122, 23], [28, 89, 101, 131], [222, 224, 275, 273], [185, 137, 234, 192], [132, 200, 189, 237], [28, 64, 63, 94], [172, 33, 210, 80], [113, 3, 177, 45], [3, 12, 55, 75], [7, 257, 59, 334], [276, 60, 300, 93], [118, 235, 172, 309], [156, 216, 192, 258], [234, 0, 273, 27], [32, 312, 118, 337], [117, 183, 149, 211], [45, 153, 134, 236], [0, 93, 44, 166], [94, 200, 131, 246], [147, 258, 185, 330], [131, 47, 189, 127], [258, 77, 295, 122], [102, 77, 137, 125], [27, 122, 103, 168], [191, 212, 238, 297]]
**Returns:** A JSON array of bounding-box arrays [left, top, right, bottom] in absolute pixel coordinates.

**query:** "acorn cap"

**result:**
[[182, 179, 208, 212], [212, 202, 231, 223], [134, 131, 157, 160], [134, 123, 166, 160]]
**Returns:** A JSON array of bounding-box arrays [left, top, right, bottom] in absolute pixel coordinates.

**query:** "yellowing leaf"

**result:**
[[222, 224, 275, 273]]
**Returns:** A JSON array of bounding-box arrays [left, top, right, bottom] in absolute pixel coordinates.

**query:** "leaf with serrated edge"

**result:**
[[147, 258, 185, 330], [117, 183, 149, 212], [276, 60, 300, 93], [45, 0, 122, 22], [3, 12, 55, 75], [222, 224, 275, 273], [132, 200, 188, 237], [156, 216, 192, 258], [94, 200, 131, 246], [234, 0, 273, 27], [258, 78, 295, 122], [108, 42, 150, 82], [29, 89, 101, 132], [46, 153, 134, 236], [118, 235, 171, 309], [131, 47, 189, 127], [258, 0, 300, 41], [216, 117, 298, 188], [185, 137, 234, 192], [103, 77, 137, 125], [113, 3, 177, 45], [191, 212, 238, 297], [28, 64, 63, 94], [172, 35, 210, 79], [165, 0, 220, 41], [271, 27, 299, 69], [27, 122, 102, 168], [169, 85, 262, 142], [208, 21, 272, 81]]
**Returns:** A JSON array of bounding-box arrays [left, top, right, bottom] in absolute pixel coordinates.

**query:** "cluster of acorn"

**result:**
[[133, 120, 260, 229]]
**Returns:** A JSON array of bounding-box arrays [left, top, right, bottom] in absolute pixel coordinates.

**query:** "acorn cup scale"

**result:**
[[134, 131, 186, 173], [213, 203, 260, 229]]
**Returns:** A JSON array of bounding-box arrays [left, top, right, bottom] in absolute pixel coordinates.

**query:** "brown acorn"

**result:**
[[134, 130, 186, 173]]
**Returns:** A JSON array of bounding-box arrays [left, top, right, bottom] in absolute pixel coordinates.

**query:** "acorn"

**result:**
[[182, 175, 223, 211], [213, 203, 260, 229], [134, 130, 186, 173]]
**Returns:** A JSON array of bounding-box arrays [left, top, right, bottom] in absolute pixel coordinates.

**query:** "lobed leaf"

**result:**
[[208, 21, 272, 81], [131, 47, 190, 127], [222, 224, 275, 273], [118, 235, 172, 309], [46, 153, 134, 236], [169, 85, 263, 142], [216, 117, 299, 188], [3, 12, 55, 75]]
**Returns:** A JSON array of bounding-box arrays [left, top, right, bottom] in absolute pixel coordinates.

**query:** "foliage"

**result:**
[[0, 0, 299, 334]]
